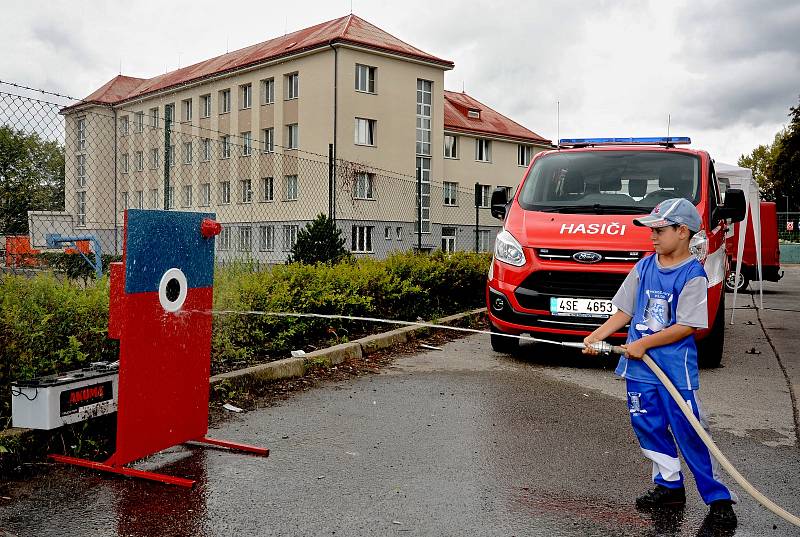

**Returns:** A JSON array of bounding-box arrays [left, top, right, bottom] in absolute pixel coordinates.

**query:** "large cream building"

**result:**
[[59, 14, 551, 261]]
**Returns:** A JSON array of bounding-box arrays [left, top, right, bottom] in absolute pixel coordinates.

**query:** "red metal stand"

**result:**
[[49, 211, 269, 487]]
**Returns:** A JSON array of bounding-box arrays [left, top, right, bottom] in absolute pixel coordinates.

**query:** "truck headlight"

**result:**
[[495, 230, 526, 267], [690, 230, 709, 262]]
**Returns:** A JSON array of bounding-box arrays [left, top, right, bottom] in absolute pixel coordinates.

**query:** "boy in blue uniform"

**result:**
[[584, 198, 737, 529]]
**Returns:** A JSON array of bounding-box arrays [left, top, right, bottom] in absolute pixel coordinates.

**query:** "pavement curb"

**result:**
[[0, 308, 486, 446]]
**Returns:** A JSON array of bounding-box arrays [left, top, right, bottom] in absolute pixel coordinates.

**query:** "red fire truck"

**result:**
[[486, 137, 746, 367]]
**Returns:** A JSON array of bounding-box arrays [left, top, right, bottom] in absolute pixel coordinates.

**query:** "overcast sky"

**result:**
[[1, 0, 798, 164]]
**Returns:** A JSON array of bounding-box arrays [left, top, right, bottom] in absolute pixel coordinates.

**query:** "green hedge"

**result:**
[[0, 251, 491, 426]]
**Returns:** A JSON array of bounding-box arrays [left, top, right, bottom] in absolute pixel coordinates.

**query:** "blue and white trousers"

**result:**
[[626, 379, 735, 504]]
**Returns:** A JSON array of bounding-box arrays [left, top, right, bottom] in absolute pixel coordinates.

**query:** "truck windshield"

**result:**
[[517, 151, 701, 213]]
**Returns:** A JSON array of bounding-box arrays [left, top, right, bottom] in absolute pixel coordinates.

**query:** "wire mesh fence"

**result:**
[[1, 82, 502, 277], [777, 212, 800, 243]]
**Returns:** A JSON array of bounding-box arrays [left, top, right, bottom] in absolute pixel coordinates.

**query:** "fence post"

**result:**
[[328, 143, 335, 222], [474, 182, 480, 253], [163, 111, 171, 210], [417, 167, 422, 252]]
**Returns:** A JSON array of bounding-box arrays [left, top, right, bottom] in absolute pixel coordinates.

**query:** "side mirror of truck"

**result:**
[[714, 188, 746, 224], [490, 187, 508, 220]]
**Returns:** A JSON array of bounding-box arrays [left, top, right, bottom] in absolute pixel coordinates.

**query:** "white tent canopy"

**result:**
[[715, 162, 762, 318]]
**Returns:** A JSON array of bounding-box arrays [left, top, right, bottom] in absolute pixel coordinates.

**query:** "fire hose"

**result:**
[[213, 310, 800, 527]]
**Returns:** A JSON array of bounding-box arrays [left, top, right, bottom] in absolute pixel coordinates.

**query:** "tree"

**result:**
[[0, 125, 65, 234], [288, 213, 350, 264], [772, 95, 800, 212], [737, 129, 784, 201]]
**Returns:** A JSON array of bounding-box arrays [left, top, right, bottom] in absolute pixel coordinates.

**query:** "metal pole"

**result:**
[[328, 143, 334, 220], [474, 182, 480, 253], [163, 111, 171, 210], [417, 164, 422, 252]]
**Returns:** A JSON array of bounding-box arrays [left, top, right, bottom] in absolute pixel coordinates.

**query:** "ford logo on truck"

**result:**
[[573, 251, 602, 263]]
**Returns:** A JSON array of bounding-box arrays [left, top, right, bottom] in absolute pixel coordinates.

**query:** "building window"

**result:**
[[468, 109, 480, 119], [518, 144, 533, 167], [169, 144, 175, 167], [416, 79, 432, 156], [442, 227, 456, 253], [183, 141, 192, 164], [135, 150, 144, 171], [415, 157, 431, 233], [261, 176, 274, 202], [149, 188, 158, 209], [119, 116, 129, 136], [354, 172, 374, 199], [76, 154, 86, 188], [166, 186, 175, 209], [150, 107, 159, 128], [182, 184, 193, 207], [286, 73, 299, 99], [261, 78, 275, 104], [202, 138, 211, 161], [477, 184, 491, 208], [352, 226, 373, 253], [220, 181, 231, 204], [282, 225, 299, 251], [354, 118, 376, 146], [76, 191, 86, 227], [285, 174, 298, 200], [201, 94, 212, 118], [200, 183, 211, 206], [444, 135, 458, 158], [135, 190, 144, 209], [121, 191, 129, 210], [240, 84, 252, 109], [396, 226, 402, 241], [220, 89, 231, 113], [287, 124, 299, 149], [182, 99, 192, 122], [76, 118, 86, 151], [476, 138, 491, 162], [220, 135, 231, 159], [238, 226, 252, 251], [443, 181, 458, 206], [259, 225, 275, 251], [135, 111, 144, 133], [218, 227, 232, 250], [121, 153, 129, 174], [240, 178, 252, 203], [150, 148, 159, 169], [242, 131, 252, 156], [355, 64, 376, 93], [385, 226, 391, 240], [262, 128, 274, 153], [478, 230, 491, 252]]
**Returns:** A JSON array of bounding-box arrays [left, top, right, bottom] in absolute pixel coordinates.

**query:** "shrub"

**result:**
[[288, 213, 350, 265]]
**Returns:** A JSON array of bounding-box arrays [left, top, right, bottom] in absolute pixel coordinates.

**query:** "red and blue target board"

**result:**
[[50, 209, 268, 487]]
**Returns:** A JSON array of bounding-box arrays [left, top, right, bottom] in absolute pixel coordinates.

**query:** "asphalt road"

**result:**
[[1, 270, 799, 536]]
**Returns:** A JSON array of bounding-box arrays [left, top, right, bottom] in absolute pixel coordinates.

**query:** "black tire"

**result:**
[[490, 324, 519, 354], [724, 270, 749, 293], [697, 293, 725, 368]]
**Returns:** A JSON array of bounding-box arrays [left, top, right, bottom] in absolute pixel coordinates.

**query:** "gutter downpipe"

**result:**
[[113, 107, 118, 253], [329, 41, 338, 223]]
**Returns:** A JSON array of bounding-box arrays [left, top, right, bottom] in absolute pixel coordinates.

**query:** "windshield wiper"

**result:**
[[534, 204, 648, 215]]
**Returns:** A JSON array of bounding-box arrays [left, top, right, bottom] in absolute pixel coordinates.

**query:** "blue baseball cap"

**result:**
[[634, 198, 702, 232]]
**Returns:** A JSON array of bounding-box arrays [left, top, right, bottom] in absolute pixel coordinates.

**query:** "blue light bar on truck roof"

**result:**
[[558, 136, 691, 147]]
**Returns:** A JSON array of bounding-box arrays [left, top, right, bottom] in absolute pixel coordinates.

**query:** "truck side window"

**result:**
[[709, 162, 722, 226]]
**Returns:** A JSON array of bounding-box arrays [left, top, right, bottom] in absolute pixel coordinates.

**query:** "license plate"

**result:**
[[550, 297, 618, 318]]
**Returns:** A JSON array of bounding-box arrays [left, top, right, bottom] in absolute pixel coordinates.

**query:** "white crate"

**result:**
[[12, 365, 118, 430]]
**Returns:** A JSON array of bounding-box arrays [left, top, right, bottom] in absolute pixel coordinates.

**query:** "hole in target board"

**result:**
[[159, 268, 188, 312], [166, 278, 181, 302]]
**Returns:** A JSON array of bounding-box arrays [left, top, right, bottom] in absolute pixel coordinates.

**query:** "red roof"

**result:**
[[72, 14, 452, 109], [444, 90, 551, 145]]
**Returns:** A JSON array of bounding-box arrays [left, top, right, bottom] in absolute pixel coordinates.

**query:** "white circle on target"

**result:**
[[159, 268, 188, 312]]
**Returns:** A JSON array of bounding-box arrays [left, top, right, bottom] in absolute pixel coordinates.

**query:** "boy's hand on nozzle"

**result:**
[[621, 340, 647, 360], [583, 333, 602, 355]]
